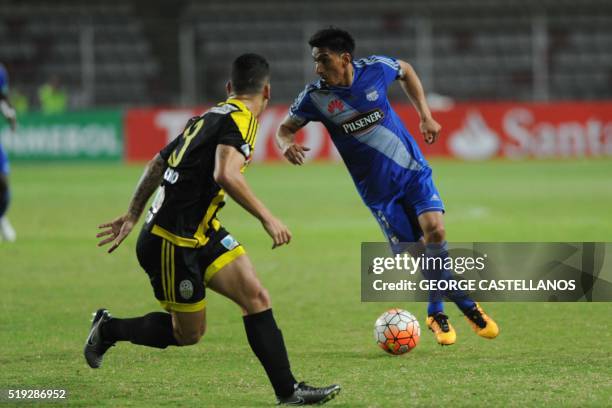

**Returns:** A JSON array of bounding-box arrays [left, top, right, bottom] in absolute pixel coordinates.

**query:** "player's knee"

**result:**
[[174, 330, 202, 346], [174, 323, 206, 346], [249, 285, 271, 309], [424, 224, 446, 243], [243, 283, 271, 313], [178, 334, 200, 346], [257, 287, 271, 309]]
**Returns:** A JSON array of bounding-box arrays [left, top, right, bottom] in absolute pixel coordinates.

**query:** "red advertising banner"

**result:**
[[125, 108, 205, 161], [405, 101, 612, 160], [124, 101, 612, 162]]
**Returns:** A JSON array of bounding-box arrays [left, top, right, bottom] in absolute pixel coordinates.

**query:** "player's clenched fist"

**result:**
[[282, 143, 311, 165], [420, 117, 442, 145]]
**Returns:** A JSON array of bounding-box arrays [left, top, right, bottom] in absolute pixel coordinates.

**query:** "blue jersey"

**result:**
[[0, 63, 9, 174], [289, 55, 429, 206], [0, 63, 8, 96]]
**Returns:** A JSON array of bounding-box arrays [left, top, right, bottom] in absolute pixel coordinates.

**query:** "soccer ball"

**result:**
[[374, 308, 420, 355]]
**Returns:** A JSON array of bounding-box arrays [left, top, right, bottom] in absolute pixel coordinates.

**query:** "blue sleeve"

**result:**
[[289, 87, 319, 127], [0, 66, 8, 96], [372, 55, 402, 87]]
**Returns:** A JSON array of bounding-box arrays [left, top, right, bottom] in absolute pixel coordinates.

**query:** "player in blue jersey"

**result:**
[[276, 28, 499, 345], [0, 63, 17, 242]]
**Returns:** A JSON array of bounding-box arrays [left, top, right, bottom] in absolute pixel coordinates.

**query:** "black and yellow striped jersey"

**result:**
[[144, 98, 258, 248]]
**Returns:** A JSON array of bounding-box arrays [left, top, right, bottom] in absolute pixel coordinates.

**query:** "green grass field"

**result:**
[[1, 160, 611, 407]]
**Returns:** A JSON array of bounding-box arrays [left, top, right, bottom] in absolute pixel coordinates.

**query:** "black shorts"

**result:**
[[136, 227, 245, 312]]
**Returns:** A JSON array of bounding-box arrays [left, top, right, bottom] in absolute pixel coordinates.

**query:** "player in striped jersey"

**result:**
[[277, 28, 499, 346]]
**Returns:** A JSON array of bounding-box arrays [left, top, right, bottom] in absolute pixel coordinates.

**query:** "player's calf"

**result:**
[[209, 259, 296, 396], [171, 310, 206, 346], [419, 211, 446, 244], [241, 284, 271, 315], [172, 331, 203, 346], [84, 309, 184, 370], [208, 254, 272, 315]]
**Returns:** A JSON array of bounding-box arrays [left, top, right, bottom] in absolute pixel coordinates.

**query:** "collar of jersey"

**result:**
[[224, 98, 253, 115]]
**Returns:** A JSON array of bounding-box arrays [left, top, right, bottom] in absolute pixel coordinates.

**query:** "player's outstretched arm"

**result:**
[[214, 144, 291, 249], [397, 60, 442, 145], [97, 154, 166, 253], [276, 116, 310, 165]]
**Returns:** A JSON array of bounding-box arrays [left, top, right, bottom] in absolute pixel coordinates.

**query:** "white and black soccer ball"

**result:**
[[374, 308, 420, 355]]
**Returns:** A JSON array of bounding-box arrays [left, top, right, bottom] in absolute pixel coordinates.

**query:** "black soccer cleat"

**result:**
[[277, 382, 341, 405], [84, 308, 115, 368]]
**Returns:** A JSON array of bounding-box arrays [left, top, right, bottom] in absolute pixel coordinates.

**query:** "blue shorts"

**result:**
[[370, 167, 444, 253], [0, 143, 9, 175]]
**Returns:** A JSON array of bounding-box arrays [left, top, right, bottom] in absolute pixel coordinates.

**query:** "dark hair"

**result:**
[[230, 53, 270, 94], [308, 27, 355, 55]]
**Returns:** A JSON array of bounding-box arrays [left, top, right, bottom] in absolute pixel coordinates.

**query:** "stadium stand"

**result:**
[[1, 0, 611, 106]]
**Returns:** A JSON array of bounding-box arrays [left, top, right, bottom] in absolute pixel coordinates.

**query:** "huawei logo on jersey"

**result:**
[[327, 99, 344, 114], [341, 109, 385, 134]]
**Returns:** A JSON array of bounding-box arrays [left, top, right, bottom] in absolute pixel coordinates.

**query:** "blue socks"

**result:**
[[422, 242, 476, 315]]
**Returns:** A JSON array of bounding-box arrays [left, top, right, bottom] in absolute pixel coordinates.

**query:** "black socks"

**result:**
[[100, 308, 297, 398], [102, 312, 179, 349], [0, 184, 9, 218], [243, 309, 297, 398]]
